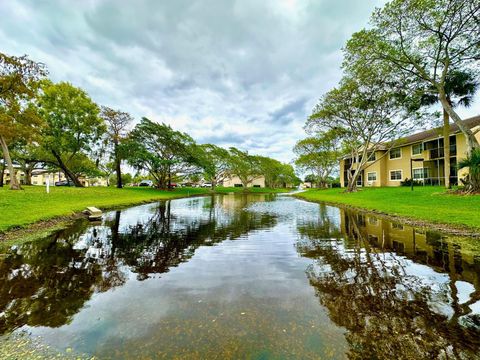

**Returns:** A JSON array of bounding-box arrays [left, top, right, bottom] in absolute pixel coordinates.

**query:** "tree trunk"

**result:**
[[438, 93, 479, 154], [0, 156, 5, 187], [51, 150, 84, 187], [114, 142, 122, 188], [0, 135, 21, 190], [24, 167, 33, 186], [443, 108, 451, 189], [167, 165, 171, 190]]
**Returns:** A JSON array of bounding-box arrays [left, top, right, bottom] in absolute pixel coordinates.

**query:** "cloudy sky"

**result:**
[[3, 0, 476, 162]]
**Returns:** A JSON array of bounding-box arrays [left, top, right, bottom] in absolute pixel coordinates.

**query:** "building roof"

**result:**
[[396, 115, 480, 146]]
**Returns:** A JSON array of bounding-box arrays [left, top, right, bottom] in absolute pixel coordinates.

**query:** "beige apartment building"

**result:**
[[3, 168, 108, 187], [340, 115, 480, 188], [221, 175, 266, 188]]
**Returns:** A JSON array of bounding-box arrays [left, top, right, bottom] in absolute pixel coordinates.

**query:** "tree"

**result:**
[[256, 156, 299, 188], [276, 163, 300, 188], [0, 53, 47, 190], [458, 149, 480, 193], [420, 70, 479, 188], [345, 0, 480, 153], [304, 174, 316, 185], [307, 70, 419, 192], [97, 160, 116, 186], [125, 118, 197, 189], [228, 148, 262, 189], [11, 141, 44, 185], [100, 106, 133, 188], [38, 81, 105, 187], [197, 144, 231, 189], [294, 130, 343, 188]]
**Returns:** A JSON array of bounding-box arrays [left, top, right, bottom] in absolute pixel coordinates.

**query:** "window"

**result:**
[[389, 148, 401, 159], [412, 143, 423, 155], [367, 172, 377, 181], [390, 170, 402, 181], [369, 216, 378, 225], [367, 152, 376, 162], [391, 223, 404, 230], [413, 168, 428, 180]]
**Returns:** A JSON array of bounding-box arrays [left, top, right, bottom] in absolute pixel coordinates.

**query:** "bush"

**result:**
[[458, 148, 480, 193], [400, 178, 423, 187]]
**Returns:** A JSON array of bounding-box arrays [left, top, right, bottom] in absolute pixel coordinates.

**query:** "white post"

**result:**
[[46, 174, 50, 194]]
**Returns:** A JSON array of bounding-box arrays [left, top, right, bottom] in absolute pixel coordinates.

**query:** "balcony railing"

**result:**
[[429, 145, 457, 159]]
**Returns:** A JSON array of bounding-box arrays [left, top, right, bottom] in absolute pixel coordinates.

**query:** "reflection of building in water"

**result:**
[[298, 207, 480, 359], [218, 193, 270, 211], [339, 209, 480, 310]]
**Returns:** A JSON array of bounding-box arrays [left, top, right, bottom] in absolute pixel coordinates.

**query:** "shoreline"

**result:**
[[0, 188, 289, 246], [293, 193, 480, 238], [0, 194, 207, 246]]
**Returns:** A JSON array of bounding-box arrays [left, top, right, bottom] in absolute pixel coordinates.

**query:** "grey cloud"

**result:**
[[269, 97, 309, 125]]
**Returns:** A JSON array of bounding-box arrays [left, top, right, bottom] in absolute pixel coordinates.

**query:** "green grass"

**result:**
[[0, 186, 209, 233], [295, 186, 480, 230]]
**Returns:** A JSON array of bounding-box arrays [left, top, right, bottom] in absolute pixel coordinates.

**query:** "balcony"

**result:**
[[428, 145, 457, 160]]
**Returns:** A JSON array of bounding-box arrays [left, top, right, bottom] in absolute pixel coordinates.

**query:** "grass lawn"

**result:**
[[0, 185, 291, 233], [295, 186, 480, 230]]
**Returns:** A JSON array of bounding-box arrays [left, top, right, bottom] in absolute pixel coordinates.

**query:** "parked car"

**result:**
[[168, 183, 177, 189], [55, 179, 74, 186], [201, 183, 212, 188], [139, 180, 153, 187]]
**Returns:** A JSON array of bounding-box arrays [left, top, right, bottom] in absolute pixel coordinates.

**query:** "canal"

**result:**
[[1, 194, 479, 359]]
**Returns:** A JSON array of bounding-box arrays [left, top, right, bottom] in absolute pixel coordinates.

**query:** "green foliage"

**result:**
[[458, 148, 480, 192], [294, 130, 343, 188], [345, 0, 480, 149], [0, 52, 47, 189], [38, 81, 105, 186], [400, 178, 423, 187], [0, 53, 47, 144], [197, 144, 231, 188], [100, 106, 133, 188], [108, 172, 133, 187], [228, 148, 262, 188], [125, 118, 197, 189], [256, 156, 299, 188], [307, 71, 418, 192]]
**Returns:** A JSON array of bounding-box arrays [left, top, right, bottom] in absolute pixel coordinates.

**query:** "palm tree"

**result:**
[[458, 149, 480, 193], [421, 70, 478, 189]]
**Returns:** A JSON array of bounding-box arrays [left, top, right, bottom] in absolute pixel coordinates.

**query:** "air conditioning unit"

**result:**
[[367, 181, 374, 186]]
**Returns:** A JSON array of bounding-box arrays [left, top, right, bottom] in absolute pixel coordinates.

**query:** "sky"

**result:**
[[1, 0, 477, 163]]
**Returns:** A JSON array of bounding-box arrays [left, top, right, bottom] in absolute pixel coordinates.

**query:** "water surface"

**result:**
[[1, 194, 479, 359]]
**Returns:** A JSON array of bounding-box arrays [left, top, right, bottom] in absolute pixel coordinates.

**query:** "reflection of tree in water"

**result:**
[[0, 195, 276, 335], [297, 209, 480, 359], [0, 220, 110, 335], [110, 195, 277, 280]]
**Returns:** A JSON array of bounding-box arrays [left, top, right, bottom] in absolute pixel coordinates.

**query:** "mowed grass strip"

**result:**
[[295, 187, 480, 230], [0, 186, 209, 233]]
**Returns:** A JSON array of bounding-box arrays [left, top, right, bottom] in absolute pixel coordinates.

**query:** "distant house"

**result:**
[[3, 168, 108, 187], [339, 115, 480, 188], [222, 175, 266, 188]]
